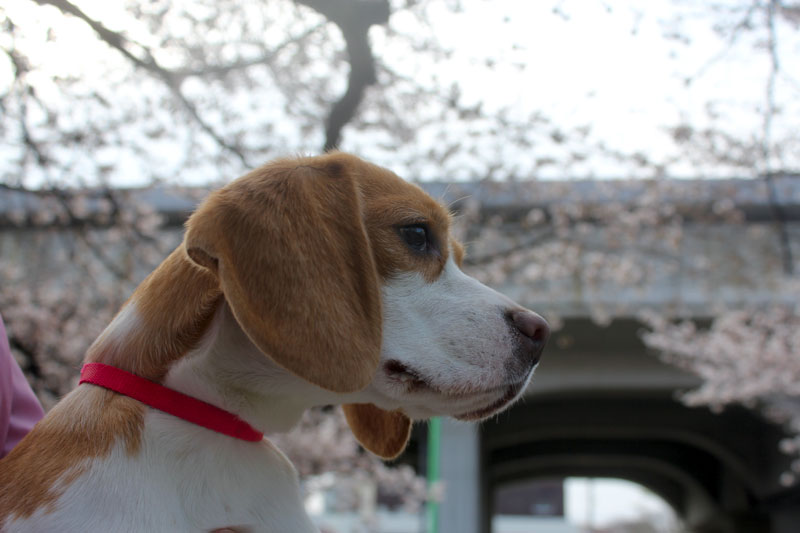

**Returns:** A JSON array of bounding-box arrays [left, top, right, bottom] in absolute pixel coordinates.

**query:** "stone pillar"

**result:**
[[437, 418, 482, 533]]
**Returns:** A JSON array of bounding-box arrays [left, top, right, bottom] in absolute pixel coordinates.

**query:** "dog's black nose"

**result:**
[[508, 309, 550, 364]]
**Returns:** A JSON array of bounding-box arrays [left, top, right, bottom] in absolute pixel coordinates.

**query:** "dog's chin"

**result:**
[[451, 383, 525, 421], [381, 358, 534, 421]]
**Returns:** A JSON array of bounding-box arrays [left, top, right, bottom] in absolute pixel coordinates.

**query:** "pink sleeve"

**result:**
[[0, 314, 45, 458]]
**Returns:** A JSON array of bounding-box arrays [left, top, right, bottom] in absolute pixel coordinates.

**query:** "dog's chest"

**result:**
[[6, 412, 317, 533]]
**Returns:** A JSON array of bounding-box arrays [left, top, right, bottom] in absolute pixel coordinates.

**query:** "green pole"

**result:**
[[426, 416, 441, 533]]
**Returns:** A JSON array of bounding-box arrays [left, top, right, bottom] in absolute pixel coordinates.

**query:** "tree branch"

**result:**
[[684, 2, 760, 85], [763, 0, 794, 275], [31, 0, 252, 167], [33, 0, 158, 73], [173, 24, 325, 80], [34, 0, 391, 157], [296, 0, 390, 151], [464, 228, 556, 267]]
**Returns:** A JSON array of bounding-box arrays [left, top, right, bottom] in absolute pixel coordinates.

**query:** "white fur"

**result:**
[[91, 303, 142, 361], [5, 253, 541, 532], [7, 407, 315, 532], [368, 257, 538, 420]]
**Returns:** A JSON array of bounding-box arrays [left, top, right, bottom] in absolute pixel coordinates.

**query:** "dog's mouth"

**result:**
[[384, 359, 528, 421], [452, 383, 523, 421], [384, 360, 430, 391]]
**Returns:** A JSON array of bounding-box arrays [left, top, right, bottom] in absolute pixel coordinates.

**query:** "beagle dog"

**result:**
[[0, 153, 549, 532]]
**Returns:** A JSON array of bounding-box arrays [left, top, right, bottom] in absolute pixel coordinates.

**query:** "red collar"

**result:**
[[80, 363, 264, 442]]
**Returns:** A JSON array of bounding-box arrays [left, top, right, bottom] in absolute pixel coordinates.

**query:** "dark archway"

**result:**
[[481, 393, 798, 532], [409, 319, 800, 533]]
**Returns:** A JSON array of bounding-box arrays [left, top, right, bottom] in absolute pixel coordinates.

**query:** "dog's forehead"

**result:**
[[357, 162, 450, 226]]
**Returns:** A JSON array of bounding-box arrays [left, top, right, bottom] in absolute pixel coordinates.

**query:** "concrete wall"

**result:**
[[2, 177, 799, 532]]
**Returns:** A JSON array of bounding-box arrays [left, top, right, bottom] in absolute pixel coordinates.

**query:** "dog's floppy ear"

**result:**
[[184, 155, 382, 393], [342, 404, 412, 459]]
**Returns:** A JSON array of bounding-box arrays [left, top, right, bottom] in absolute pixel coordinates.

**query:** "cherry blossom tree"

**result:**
[[1, 0, 799, 513], [642, 0, 800, 484]]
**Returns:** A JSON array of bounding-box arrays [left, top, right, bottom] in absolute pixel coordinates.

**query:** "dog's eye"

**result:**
[[399, 225, 428, 253]]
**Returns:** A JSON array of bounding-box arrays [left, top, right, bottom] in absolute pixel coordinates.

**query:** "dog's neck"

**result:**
[[85, 247, 367, 435], [160, 303, 336, 434], [85, 248, 222, 381]]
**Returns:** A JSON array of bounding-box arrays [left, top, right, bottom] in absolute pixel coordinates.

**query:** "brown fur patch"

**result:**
[[452, 240, 465, 268], [342, 404, 411, 459], [350, 158, 455, 282], [183, 154, 383, 393], [0, 387, 143, 520]]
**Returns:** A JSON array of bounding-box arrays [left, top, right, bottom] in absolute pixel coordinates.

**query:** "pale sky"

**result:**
[[356, 0, 800, 179], [4, 0, 799, 186], [1, 2, 794, 524], [565, 477, 676, 528]]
